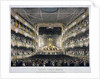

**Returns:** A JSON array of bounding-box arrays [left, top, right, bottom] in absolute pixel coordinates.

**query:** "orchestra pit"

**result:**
[[11, 8, 89, 67]]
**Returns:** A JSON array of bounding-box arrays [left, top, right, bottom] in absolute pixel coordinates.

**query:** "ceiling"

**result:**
[[12, 8, 87, 26]]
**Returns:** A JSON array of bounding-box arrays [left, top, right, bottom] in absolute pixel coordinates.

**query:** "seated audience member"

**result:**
[[70, 61, 75, 66], [11, 61, 14, 66], [86, 61, 89, 66], [79, 61, 84, 66]]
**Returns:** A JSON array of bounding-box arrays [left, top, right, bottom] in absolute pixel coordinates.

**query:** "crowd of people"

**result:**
[[11, 55, 89, 67], [11, 47, 34, 56], [11, 13, 89, 67], [11, 16, 34, 36], [11, 16, 35, 57], [65, 17, 89, 37], [11, 32, 34, 46], [66, 47, 89, 56], [66, 31, 89, 45]]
